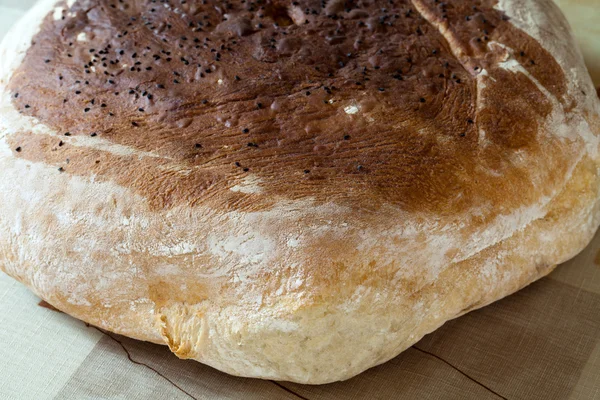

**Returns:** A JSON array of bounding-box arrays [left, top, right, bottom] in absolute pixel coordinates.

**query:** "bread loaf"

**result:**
[[0, 0, 599, 384]]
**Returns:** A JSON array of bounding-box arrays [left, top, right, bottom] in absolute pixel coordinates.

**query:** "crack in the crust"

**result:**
[[412, 345, 508, 400], [92, 327, 199, 400], [38, 300, 61, 312], [270, 381, 311, 400], [93, 327, 311, 400], [409, 0, 482, 138], [409, 0, 475, 76]]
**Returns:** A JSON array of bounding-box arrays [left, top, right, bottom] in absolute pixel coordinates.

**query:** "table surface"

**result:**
[[1, 1, 600, 399]]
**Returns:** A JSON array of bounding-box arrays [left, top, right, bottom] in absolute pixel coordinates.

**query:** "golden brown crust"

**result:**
[[7, 0, 574, 216], [0, 0, 599, 384]]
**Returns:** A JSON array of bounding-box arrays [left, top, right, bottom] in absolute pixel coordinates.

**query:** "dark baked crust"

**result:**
[[8, 0, 571, 218]]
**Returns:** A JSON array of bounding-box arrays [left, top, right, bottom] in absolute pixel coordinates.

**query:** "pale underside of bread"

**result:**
[[0, 0, 599, 384]]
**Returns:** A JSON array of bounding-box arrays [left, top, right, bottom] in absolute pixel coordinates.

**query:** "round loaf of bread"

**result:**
[[1, 0, 599, 384]]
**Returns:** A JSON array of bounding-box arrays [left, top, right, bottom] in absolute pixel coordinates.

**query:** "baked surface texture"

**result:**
[[0, 0, 599, 384]]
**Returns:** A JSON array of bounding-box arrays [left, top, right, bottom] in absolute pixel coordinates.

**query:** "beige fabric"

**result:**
[[1, 0, 600, 397], [553, 0, 600, 86]]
